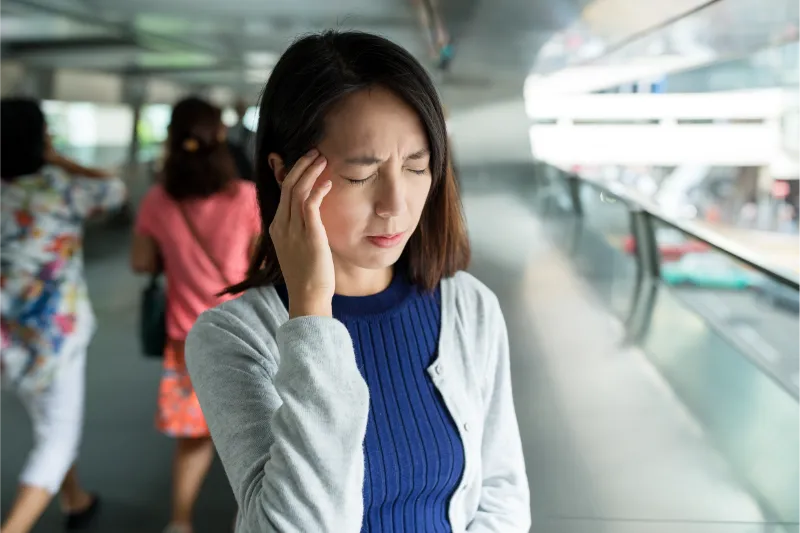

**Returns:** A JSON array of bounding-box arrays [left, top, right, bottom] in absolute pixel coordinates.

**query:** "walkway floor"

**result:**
[[1, 166, 777, 532]]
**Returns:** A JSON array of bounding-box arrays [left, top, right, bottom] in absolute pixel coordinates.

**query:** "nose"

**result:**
[[374, 171, 405, 219]]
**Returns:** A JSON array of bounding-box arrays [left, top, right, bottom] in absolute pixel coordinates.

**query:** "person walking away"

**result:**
[[0, 98, 127, 533], [130, 97, 260, 533]]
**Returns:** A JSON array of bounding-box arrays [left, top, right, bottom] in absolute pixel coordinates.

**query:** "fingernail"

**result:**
[[323, 180, 332, 187], [317, 155, 327, 164], [308, 149, 319, 157]]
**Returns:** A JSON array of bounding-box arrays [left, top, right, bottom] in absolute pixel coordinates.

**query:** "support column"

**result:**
[[122, 75, 148, 178], [118, 76, 149, 223], [756, 164, 775, 231]]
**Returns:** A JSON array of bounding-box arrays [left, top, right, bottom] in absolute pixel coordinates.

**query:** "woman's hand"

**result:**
[[269, 149, 335, 318]]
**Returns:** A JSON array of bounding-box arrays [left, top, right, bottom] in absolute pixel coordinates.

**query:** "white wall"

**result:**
[[526, 90, 795, 170], [147, 79, 189, 104], [0, 61, 27, 97], [54, 70, 123, 103]]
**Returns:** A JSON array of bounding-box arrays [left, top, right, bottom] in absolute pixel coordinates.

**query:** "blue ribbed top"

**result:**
[[275, 274, 465, 532]]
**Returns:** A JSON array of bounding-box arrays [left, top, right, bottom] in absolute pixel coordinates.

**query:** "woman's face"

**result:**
[[315, 87, 433, 274]]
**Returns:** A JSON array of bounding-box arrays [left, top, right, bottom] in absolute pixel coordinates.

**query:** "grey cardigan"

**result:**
[[185, 271, 530, 532]]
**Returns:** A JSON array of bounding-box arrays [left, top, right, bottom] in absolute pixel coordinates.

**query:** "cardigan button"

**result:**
[[463, 422, 471, 432], [434, 364, 443, 375]]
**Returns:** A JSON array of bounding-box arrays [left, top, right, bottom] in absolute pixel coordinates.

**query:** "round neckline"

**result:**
[[274, 272, 432, 321], [331, 273, 412, 319]]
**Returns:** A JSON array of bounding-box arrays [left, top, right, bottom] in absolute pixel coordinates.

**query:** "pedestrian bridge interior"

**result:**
[[1, 0, 798, 532]]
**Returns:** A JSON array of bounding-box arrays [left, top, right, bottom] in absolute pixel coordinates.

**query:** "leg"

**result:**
[[0, 486, 51, 533], [168, 437, 215, 530], [159, 341, 214, 532], [2, 349, 87, 533], [59, 464, 93, 513]]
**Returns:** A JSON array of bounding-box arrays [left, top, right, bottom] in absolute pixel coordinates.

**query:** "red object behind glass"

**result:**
[[622, 235, 709, 261]]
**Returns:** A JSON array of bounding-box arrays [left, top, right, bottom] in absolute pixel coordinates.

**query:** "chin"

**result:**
[[340, 243, 406, 271], [361, 248, 405, 269]]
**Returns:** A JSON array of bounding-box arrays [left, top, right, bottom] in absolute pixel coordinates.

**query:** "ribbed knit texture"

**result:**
[[275, 274, 465, 532]]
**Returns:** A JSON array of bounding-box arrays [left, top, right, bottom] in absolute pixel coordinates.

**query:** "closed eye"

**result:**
[[407, 168, 428, 175], [343, 174, 377, 186]]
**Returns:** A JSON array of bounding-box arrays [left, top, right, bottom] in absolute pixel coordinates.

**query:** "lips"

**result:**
[[367, 232, 405, 248]]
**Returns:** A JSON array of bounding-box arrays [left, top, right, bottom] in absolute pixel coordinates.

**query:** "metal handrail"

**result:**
[[566, 173, 800, 290]]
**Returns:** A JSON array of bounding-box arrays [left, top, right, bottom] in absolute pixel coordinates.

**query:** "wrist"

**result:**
[[289, 301, 332, 319]]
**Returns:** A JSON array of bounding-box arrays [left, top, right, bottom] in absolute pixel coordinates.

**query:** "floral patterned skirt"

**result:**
[[156, 339, 209, 438]]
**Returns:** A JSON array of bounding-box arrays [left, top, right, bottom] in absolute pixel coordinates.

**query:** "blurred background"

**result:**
[[1, 0, 798, 532]]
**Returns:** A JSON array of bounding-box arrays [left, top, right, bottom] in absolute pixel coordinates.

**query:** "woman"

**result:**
[[186, 31, 530, 532], [1, 98, 127, 533], [130, 97, 260, 533]]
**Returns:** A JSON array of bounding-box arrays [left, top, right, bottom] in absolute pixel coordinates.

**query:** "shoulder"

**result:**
[[444, 270, 503, 324], [235, 179, 257, 198], [442, 271, 507, 379], [42, 165, 71, 186], [135, 185, 168, 228], [141, 183, 168, 206], [233, 180, 258, 209], [187, 285, 286, 371], [6, 168, 68, 204]]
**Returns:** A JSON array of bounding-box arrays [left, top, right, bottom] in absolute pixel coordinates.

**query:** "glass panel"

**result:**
[[532, 164, 799, 525], [653, 219, 799, 394], [569, 181, 638, 319], [643, 270, 799, 524]]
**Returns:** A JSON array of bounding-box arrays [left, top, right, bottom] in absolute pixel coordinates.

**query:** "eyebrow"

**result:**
[[344, 155, 383, 166], [406, 149, 430, 160], [343, 149, 430, 166]]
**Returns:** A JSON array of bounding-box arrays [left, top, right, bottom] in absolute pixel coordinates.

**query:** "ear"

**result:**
[[268, 153, 287, 185]]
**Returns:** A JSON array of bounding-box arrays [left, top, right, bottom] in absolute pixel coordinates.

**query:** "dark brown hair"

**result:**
[[226, 30, 469, 294], [163, 97, 237, 200]]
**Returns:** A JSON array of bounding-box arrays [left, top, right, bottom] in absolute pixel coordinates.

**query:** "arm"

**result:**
[[48, 154, 111, 179], [44, 131, 125, 213], [68, 175, 127, 218], [185, 308, 370, 533], [46, 150, 112, 179], [466, 299, 531, 533], [130, 233, 160, 274], [131, 187, 162, 274]]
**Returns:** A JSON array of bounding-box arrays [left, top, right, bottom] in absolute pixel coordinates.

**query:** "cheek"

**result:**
[[319, 183, 369, 241], [409, 176, 433, 221]]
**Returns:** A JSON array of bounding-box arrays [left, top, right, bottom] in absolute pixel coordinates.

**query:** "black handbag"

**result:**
[[140, 274, 167, 358]]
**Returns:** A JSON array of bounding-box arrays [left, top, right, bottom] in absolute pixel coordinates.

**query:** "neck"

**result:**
[[333, 262, 393, 297]]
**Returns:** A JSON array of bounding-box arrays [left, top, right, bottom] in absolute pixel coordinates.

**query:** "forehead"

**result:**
[[322, 86, 428, 155]]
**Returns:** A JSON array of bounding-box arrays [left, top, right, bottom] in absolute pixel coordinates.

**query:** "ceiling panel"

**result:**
[[0, 0, 576, 109], [0, 14, 116, 41], [0, 0, 421, 70], [81, 0, 412, 19]]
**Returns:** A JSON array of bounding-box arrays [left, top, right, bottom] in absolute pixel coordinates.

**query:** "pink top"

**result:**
[[135, 181, 260, 341]]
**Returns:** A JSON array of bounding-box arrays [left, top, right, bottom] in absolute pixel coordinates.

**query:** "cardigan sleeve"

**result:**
[[186, 307, 370, 533]]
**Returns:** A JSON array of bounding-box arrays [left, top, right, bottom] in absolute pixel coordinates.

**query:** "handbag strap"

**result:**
[[176, 203, 232, 286]]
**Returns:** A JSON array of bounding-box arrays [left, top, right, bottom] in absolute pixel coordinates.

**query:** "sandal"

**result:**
[[64, 494, 101, 530]]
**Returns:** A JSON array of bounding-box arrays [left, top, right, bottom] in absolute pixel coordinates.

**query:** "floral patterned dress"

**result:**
[[1, 166, 126, 394]]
